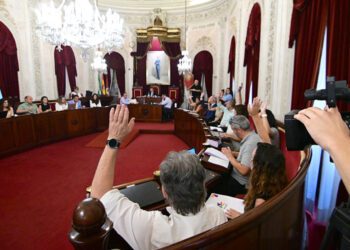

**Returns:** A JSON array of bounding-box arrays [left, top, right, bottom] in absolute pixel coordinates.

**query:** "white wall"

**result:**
[[0, 0, 295, 119]]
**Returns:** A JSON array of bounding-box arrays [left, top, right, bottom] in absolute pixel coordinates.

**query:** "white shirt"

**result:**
[[55, 103, 68, 111], [160, 97, 172, 109], [101, 189, 227, 250], [90, 100, 102, 108]]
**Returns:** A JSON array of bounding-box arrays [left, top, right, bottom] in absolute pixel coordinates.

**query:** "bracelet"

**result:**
[[260, 114, 267, 118]]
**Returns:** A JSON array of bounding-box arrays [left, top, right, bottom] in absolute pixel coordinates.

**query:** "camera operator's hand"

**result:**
[[295, 107, 350, 193], [294, 107, 349, 152]]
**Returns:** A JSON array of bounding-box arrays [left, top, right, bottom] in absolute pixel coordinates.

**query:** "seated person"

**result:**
[[147, 87, 157, 97], [160, 94, 173, 120], [215, 115, 261, 196], [225, 143, 288, 219], [1, 99, 14, 118], [216, 98, 236, 131], [91, 106, 227, 249], [16, 96, 38, 114], [55, 96, 68, 111], [221, 88, 233, 103], [248, 97, 280, 147], [189, 79, 202, 102], [38, 96, 52, 113], [120, 93, 130, 105], [68, 95, 82, 109], [70, 86, 84, 98], [90, 94, 102, 108], [204, 96, 217, 123]]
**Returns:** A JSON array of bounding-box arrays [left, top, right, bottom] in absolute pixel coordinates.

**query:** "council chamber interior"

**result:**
[[0, 0, 349, 250]]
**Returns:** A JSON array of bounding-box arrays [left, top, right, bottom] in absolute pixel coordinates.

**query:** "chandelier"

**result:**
[[91, 50, 107, 73], [177, 0, 192, 75], [34, 0, 124, 60]]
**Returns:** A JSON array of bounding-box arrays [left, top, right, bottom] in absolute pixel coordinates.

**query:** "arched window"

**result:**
[[228, 36, 236, 87], [104, 52, 126, 97], [0, 21, 20, 101], [193, 51, 213, 97], [244, 3, 261, 104], [54, 46, 77, 97]]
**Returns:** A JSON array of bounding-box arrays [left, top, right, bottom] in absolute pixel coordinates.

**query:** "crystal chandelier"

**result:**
[[91, 50, 107, 73], [178, 0, 192, 75], [34, 0, 124, 60]]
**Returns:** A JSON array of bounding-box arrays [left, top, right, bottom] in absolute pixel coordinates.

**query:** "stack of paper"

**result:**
[[206, 193, 245, 213], [204, 147, 230, 168], [210, 126, 223, 132], [203, 139, 219, 148]]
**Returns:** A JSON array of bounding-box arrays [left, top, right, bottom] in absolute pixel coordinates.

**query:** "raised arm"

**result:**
[[235, 84, 243, 105], [248, 97, 271, 144], [295, 107, 350, 193], [91, 105, 135, 199], [260, 102, 274, 137]]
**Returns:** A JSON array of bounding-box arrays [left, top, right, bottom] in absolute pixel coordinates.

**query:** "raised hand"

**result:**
[[248, 97, 262, 116], [108, 105, 135, 142]]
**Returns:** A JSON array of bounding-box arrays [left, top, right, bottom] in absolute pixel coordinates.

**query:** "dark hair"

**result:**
[[235, 104, 249, 118], [160, 151, 206, 216], [0, 99, 11, 111], [244, 143, 288, 211], [41, 96, 48, 103], [58, 96, 65, 104], [72, 94, 79, 99], [266, 109, 277, 128], [91, 94, 99, 104]]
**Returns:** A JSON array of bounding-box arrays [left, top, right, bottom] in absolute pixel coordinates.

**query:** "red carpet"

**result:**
[[85, 122, 174, 149], [0, 122, 187, 250]]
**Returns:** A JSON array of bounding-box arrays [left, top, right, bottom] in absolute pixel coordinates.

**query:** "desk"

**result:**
[[0, 107, 110, 158], [136, 96, 162, 104], [128, 104, 163, 122]]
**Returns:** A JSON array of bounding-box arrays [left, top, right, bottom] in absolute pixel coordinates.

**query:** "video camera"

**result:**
[[285, 76, 350, 151]]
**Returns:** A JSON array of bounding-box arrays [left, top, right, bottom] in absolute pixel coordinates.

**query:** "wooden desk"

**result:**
[[136, 96, 162, 104], [128, 104, 163, 122], [0, 107, 110, 158]]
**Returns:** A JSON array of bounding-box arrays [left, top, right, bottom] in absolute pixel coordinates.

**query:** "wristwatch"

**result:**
[[106, 138, 121, 149]]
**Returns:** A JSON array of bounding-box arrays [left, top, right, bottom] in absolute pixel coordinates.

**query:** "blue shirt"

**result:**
[[222, 94, 233, 102]]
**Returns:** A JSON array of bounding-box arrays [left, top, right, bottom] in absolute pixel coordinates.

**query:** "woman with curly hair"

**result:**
[[226, 142, 288, 218]]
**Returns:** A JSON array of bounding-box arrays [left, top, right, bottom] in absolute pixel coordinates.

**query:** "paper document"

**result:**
[[208, 156, 229, 168], [203, 139, 219, 148], [206, 193, 245, 213], [204, 147, 228, 161], [210, 126, 223, 132]]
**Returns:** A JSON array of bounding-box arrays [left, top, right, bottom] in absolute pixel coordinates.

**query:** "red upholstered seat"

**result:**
[[132, 87, 143, 98], [150, 85, 161, 96], [168, 87, 179, 101], [50, 103, 56, 111]]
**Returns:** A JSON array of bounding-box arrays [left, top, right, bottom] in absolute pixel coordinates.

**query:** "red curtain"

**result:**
[[131, 41, 150, 87], [161, 41, 182, 86], [54, 45, 77, 96], [244, 3, 261, 104], [289, 0, 328, 110], [228, 36, 236, 85], [193, 50, 213, 96], [0, 21, 19, 101], [104, 52, 126, 95], [327, 0, 350, 111]]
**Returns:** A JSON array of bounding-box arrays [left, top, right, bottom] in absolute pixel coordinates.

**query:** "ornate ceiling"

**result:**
[[98, 0, 227, 13]]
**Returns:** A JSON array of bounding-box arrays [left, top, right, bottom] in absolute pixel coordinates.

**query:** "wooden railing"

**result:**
[[0, 107, 110, 158]]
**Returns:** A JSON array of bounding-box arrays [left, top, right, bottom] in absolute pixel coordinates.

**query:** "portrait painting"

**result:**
[[146, 51, 170, 85]]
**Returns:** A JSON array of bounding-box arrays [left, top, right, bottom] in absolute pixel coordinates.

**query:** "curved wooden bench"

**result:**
[[69, 109, 311, 250]]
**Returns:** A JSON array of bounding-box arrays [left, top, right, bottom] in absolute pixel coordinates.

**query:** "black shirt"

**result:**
[[40, 103, 51, 112], [190, 84, 202, 100]]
